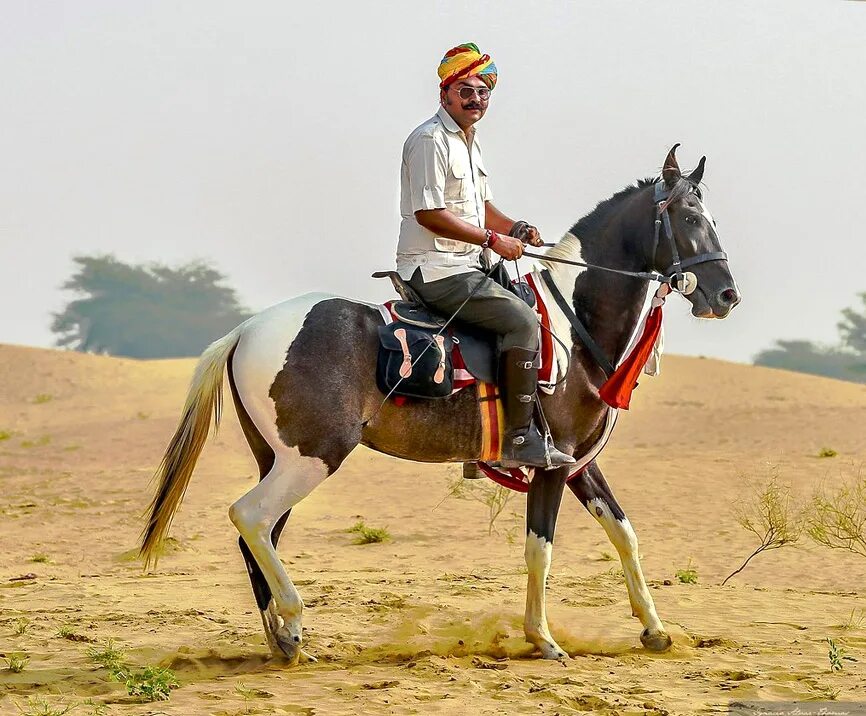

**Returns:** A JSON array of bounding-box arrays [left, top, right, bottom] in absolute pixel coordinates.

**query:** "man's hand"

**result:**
[[510, 221, 544, 247], [524, 224, 543, 247], [491, 234, 525, 260]]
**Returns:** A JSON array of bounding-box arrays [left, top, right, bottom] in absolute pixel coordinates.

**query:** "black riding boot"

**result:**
[[499, 347, 576, 469]]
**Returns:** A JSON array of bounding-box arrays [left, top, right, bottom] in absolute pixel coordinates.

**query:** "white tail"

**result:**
[[139, 327, 242, 569]]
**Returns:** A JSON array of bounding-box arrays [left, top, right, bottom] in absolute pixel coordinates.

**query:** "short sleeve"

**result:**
[[481, 173, 493, 202], [476, 153, 493, 202], [405, 132, 447, 212]]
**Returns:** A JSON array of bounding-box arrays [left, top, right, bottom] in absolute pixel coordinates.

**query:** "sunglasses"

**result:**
[[453, 86, 491, 101]]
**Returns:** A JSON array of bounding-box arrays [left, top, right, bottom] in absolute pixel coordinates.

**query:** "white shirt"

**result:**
[[396, 106, 493, 282]]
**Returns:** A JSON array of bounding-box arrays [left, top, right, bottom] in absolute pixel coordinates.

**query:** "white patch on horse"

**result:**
[[585, 498, 665, 636], [696, 195, 716, 228], [536, 232, 587, 373], [524, 529, 566, 659], [232, 292, 337, 447]]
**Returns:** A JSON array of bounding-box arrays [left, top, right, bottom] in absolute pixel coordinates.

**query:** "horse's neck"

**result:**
[[537, 231, 649, 371]]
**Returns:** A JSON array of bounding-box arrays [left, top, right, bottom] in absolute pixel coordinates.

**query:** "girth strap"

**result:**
[[539, 269, 615, 379]]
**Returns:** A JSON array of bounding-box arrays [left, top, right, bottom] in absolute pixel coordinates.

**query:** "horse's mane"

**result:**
[[553, 174, 700, 252], [566, 178, 655, 242]]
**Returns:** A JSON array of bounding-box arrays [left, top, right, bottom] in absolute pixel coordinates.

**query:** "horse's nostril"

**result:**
[[719, 288, 739, 306]]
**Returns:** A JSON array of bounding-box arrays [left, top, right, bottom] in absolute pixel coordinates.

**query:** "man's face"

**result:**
[[441, 75, 490, 129]]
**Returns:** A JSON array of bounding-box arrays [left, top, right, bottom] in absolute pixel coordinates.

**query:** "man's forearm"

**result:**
[[415, 209, 488, 245], [484, 201, 516, 235]]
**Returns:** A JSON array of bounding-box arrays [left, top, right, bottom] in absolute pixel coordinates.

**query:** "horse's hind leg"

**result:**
[[227, 345, 299, 657], [238, 511, 291, 656], [229, 449, 342, 663], [567, 461, 672, 652], [524, 467, 569, 660]]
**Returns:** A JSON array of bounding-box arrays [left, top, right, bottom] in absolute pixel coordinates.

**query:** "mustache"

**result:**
[[462, 103, 482, 110]]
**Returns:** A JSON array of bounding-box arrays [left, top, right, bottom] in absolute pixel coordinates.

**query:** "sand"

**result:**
[[1, 342, 865, 715]]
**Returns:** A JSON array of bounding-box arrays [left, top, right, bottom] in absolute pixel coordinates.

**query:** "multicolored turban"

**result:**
[[437, 42, 498, 90]]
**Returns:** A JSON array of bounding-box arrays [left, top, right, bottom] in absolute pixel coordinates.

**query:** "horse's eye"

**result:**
[[685, 215, 698, 225]]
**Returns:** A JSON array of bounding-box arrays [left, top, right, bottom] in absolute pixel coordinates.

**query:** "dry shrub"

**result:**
[[807, 468, 866, 558], [723, 469, 803, 585], [444, 467, 516, 535]]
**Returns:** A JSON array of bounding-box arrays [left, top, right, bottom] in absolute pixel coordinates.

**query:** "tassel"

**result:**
[[598, 305, 664, 409]]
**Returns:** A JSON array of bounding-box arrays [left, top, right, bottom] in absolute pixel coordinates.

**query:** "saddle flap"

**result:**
[[390, 301, 446, 329]]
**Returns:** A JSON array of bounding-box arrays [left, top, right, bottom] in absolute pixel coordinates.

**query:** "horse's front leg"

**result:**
[[568, 461, 672, 652], [524, 466, 569, 660]]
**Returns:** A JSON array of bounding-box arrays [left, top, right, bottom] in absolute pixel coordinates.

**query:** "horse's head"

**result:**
[[651, 144, 741, 319]]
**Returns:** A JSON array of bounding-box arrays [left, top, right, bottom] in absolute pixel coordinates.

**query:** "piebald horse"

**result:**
[[140, 146, 740, 663]]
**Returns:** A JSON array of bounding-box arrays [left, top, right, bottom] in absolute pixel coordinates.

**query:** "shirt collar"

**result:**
[[436, 106, 464, 135]]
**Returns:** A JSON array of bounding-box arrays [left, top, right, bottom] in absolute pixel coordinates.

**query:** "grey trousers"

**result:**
[[408, 268, 539, 352]]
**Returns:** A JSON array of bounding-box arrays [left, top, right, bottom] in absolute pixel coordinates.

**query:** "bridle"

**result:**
[[650, 179, 727, 287], [523, 178, 730, 380], [522, 178, 728, 292]]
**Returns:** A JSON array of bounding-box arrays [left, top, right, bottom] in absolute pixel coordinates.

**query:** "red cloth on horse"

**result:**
[[598, 305, 663, 409]]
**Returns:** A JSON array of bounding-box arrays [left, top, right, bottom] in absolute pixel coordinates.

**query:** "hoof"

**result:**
[[273, 627, 305, 664], [533, 638, 568, 661], [541, 644, 569, 661], [640, 628, 672, 652]]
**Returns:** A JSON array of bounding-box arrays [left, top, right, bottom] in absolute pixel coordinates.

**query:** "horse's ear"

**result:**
[[662, 143, 681, 188], [688, 156, 706, 185]]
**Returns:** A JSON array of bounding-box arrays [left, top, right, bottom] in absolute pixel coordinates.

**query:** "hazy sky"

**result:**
[[2, 1, 864, 363]]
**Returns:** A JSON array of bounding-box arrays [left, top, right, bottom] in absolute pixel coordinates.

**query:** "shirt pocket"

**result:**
[[445, 159, 473, 212]]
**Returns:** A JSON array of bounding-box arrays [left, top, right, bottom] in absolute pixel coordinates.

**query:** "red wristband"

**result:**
[[482, 230, 499, 249]]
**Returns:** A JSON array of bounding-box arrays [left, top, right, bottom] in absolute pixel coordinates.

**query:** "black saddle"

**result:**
[[372, 271, 498, 390]]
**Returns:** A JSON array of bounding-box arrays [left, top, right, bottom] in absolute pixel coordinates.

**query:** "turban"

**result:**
[[437, 42, 498, 90]]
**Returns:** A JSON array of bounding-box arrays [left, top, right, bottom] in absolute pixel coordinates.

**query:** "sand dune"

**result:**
[[1, 343, 865, 714]]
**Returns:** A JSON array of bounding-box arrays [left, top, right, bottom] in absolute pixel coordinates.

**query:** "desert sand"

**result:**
[[1, 342, 865, 715]]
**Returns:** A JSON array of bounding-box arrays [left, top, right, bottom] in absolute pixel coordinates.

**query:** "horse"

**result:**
[[139, 145, 740, 664]]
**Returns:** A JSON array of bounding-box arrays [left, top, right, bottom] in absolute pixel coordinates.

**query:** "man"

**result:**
[[396, 43, 574, 469]]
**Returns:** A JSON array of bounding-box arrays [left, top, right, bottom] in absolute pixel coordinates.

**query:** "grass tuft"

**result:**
[[835, 608, 866, 631], [347, 521, 389, 544], [818, 447, 838, 458], [87, 639, 126, 676], [87, 639, 179, 701], [21, 435, 51, 448], [827, 637, 844, 672], [675, 560, 698, 584], [30, 553, 50, 564], [13, 617, 31, 635], [32, 394, 53, 404], [124, 665, 179, 701], [5, 652, 29, 672], [0, 430, 12, 441], [13, 695, 75, 716]]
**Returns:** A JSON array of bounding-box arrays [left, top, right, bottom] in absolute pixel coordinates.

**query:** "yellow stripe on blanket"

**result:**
[[478, 382, 504, 462]]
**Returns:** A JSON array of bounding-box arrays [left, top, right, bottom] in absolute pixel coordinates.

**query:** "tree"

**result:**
[[839, 292, 866, 356], [52, 256, 252, 359], [753, 293, 866, 384]]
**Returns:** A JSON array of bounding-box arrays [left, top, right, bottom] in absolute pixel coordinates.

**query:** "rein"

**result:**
[[527, 179, 728, 380], [523, 179, 727, 292]]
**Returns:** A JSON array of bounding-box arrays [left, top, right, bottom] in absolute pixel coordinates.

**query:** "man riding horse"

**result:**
[[397, 43, 574, 470]]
